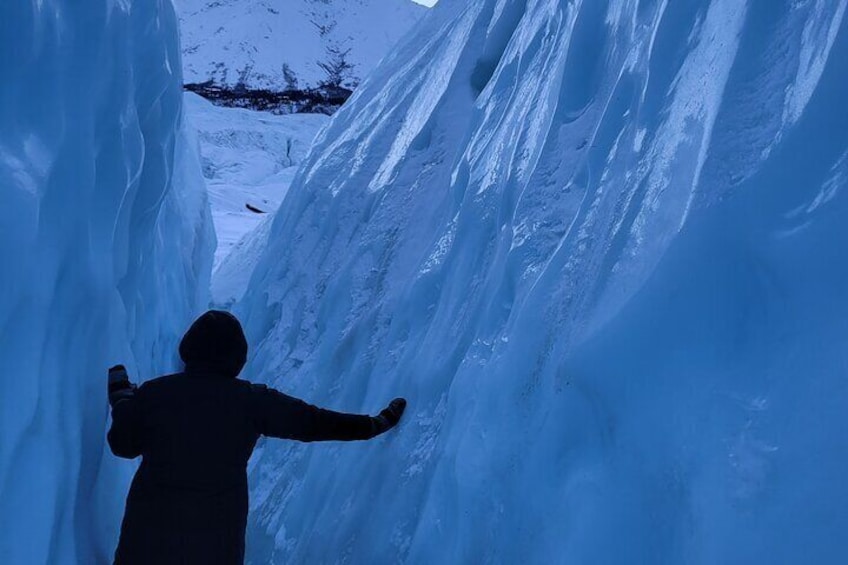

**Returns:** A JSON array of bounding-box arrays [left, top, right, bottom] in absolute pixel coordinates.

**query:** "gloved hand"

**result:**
[[372, 398, 407, 435], [108, 364, 136, 408]]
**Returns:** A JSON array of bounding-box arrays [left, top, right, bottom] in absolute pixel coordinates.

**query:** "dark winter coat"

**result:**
[[108, 311, 386, 565]]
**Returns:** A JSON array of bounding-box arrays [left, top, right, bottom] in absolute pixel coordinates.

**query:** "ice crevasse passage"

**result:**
[[236, 0, 848, 563], [0, 1, 215, 563]]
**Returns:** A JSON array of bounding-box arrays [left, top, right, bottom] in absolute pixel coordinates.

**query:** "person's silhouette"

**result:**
[[107, 310, 406, 565]]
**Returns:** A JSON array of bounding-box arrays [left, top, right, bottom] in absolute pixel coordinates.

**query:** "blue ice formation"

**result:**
[[237, 0, 848, 563], [0, 1, 214, 563]]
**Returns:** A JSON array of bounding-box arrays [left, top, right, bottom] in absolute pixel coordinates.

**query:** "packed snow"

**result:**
[[183, 93, 328, 269], [175, 0, 427, 90], [182, 92, 328, 305], [0, 1, 214, 563], [230, 0, 848, 563]]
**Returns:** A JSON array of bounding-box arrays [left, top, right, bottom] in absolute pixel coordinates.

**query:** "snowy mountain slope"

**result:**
[[183, 92, 328, 271], [235, 0, 848, 562], [0, 2, 214, 563], [175, 0, 427, 90]]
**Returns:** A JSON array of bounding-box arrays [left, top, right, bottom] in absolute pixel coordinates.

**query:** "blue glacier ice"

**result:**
[[234, 0, 848, 563], [0, 1, 214, 563], [2, 0, 848, 563]]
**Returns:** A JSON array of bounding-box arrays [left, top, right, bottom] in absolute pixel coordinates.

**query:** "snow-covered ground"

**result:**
[[184, 92, 328, 274], [234, 0, 848, 563], [175, 0, 427, 90]]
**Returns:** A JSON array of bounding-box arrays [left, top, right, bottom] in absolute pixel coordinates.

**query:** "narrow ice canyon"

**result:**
[[1, 1, 847, 564]]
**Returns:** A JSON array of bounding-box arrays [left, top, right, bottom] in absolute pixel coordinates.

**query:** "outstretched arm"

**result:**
[[106, 365, 143, 459], [251, 384, 406, 442]]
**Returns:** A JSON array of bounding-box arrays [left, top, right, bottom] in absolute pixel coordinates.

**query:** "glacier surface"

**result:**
[[235, 0, 848, 563], [0, 1, 214, 563], [182, 91, 328, 271]]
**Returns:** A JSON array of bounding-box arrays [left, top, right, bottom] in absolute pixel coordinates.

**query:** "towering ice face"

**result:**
[[238, 0, 848, 562], [0, 1, 214, 563]]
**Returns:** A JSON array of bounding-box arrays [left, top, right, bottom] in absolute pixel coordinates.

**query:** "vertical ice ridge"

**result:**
[[0, 1, 214, 563], [237, 0, 848, 562], [784, 0, 847, 126]]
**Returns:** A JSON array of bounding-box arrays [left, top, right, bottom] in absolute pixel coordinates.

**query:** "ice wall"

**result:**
[[238, 0, 848, 562], [0, 1, 215, 563]]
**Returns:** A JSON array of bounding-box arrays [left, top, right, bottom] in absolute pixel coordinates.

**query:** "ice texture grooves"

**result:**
[[237, 0, 848, 562], [0, 2, 215, 563]]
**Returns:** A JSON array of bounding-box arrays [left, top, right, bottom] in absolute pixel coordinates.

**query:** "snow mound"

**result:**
[[212, 214, 276, 308], [237, 0, 848, 562], [0, 2, 214, 562]]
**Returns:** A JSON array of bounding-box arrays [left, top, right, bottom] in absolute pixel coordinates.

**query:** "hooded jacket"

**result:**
[[108, 311, 384, 565]]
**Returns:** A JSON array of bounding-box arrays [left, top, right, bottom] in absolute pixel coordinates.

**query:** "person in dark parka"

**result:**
[[107, 310, 406, 565]]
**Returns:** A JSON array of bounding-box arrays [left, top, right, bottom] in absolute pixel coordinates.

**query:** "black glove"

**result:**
[[108, 364, 136, 407], [372, 398, 407, 435]]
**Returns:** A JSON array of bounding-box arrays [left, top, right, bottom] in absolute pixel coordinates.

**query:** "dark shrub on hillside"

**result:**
[[185, 81, 353, 115]]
